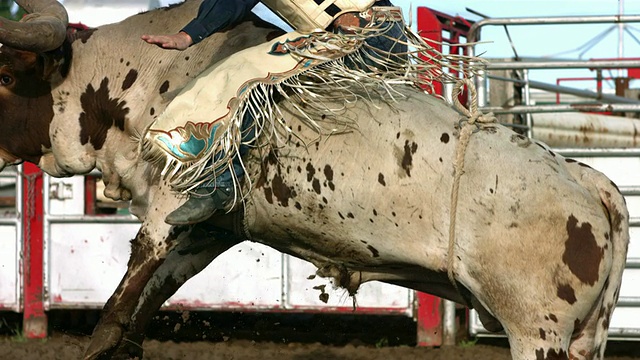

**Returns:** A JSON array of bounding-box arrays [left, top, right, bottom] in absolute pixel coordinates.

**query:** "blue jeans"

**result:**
[[210, 111, 255, 188]]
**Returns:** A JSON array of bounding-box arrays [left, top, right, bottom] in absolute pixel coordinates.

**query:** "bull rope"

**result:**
[[447, 78, 496, 289]]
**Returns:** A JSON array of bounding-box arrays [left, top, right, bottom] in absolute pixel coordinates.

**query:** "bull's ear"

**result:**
[[37, 47, 70, 81], [37, 53, 59, 80]]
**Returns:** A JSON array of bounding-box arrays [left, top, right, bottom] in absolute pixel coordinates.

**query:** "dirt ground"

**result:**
[[0, 311, 639, 360]]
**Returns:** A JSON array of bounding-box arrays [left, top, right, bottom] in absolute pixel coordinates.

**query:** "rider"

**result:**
[[141, 0, 469, 225]]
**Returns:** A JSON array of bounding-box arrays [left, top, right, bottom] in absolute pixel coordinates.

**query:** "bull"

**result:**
[[0, 1, 629, 359]]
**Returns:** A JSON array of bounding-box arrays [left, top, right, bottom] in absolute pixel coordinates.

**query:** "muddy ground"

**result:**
[[0, 311, 639, 359]]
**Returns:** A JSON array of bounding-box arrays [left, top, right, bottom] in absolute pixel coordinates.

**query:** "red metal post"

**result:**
[[22, 163, 47, 338], [84, 175, 97, 215], [415, 292, 442, 346], [417, 7, 444, 96]]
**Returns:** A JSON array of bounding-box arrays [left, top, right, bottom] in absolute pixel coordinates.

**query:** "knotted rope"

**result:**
[[446, 78, 497, 289]]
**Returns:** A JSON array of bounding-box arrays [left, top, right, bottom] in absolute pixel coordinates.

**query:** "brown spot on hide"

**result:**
[[510, 133, 531, 147], [272, 174, 293, 206], [159, 80, 170, 94], [536, 348, 569, 360], [79, 77, 129, 150], [306, 162, 315, 182], [572, 318, 583, 338], [74, 28, 96, 44], [440, 133, 450, 143], [557, 283, 577, 304], [267, 150, 278, 165], [323, 164, 333, 181], [312, 179, 321, 194], [122, 68, 138, 91], [549, 314, 558, 323], [539, 328, 546, 340], [323, 165, 335, 190], [563, 215, 603, 285], [565, 158, 577, 163], [378, 173, 386, 186], [401, 140, 418, 176], [263, 187, 273, 204], [150, 107, 155, 116], [606, 198, 625, 233], [367, 245, 379, 257]]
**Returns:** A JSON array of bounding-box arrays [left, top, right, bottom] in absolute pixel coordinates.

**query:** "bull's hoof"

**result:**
[[83, 322, 123, 360]]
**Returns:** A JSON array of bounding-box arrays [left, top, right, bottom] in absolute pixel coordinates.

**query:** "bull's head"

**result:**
[[0, 0, 68, 171]]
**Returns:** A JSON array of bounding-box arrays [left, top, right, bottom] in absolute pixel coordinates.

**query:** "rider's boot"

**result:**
[[165, 186, 233, 225]]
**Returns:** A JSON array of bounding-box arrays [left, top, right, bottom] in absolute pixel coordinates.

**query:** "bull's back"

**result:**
[[245, 89, 613, 274]]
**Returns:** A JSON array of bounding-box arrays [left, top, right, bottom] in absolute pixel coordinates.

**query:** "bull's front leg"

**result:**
[[109, 220, 242, 359], [83, 211, 244, 360], [82, 220, 183, 360]]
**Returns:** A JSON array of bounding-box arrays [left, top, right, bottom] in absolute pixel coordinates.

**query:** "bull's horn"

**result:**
[[0, 0, 69, 53]]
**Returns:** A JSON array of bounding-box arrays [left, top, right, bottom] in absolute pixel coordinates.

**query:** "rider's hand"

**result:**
[[141, 32, 193, 50]]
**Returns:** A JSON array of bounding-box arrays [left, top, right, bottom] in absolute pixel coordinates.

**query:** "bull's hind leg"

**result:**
[[567, 303, 603, 360], [506, 326, 572, 360], [568, 283, 618, 360]]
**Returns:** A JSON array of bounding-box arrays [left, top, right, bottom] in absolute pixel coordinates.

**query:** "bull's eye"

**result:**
[[0, 74, 12, 86]]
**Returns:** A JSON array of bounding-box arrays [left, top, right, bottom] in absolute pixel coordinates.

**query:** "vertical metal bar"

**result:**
[[596, 69, 603, 99], [42, 174, 50, 311], [15, 166, 23, 313], [619, 0, 625, 78], [22, 163, 47, 339], [442, 300, 457, 345], [522, 69, 533, 138], [476, 69, 487, 108]]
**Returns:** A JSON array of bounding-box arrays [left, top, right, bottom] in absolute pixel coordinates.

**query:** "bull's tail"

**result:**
[[593, 178, 630, 359]]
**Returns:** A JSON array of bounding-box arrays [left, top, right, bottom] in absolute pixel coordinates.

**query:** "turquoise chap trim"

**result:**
[[179, 134, 206, 157], [176, 124, 219, 158]]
